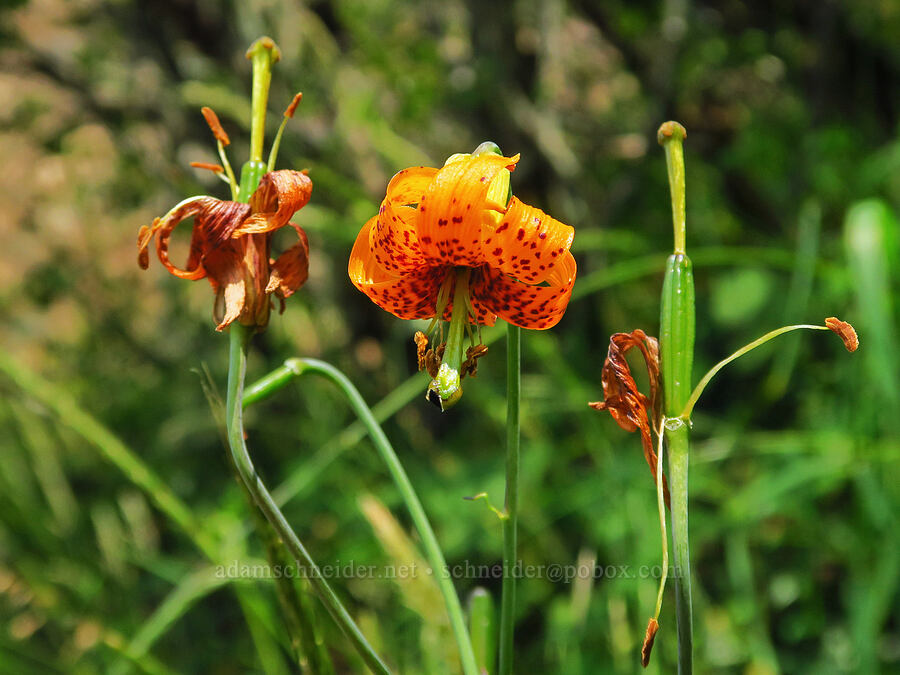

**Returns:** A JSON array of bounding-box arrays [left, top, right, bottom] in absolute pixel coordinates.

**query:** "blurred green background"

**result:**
[[1, 0, 898, 673]]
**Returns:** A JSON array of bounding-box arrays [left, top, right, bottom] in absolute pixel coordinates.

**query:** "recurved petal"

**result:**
[[266, 223, 310, 299], [415, 154, 519, 267], [234, 169, 313, 238], [385, 166, 438, 205], [349, 217, 446, 320], [482, 196, 574, 285], [139, 196, 223, 280], [470, 249, 576, 329]]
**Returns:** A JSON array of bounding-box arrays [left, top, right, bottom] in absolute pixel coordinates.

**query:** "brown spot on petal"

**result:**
[[825, 317, 859, 352], [641, 618, 659, 667]]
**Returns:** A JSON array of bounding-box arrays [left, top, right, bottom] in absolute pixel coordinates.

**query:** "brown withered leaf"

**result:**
[[589, 329, 669, 506], [641, 618, 659, 667], [825, 317, 859, 352]]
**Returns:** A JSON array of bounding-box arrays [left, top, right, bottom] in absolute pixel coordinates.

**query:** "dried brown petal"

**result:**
[[236, 170, 314, 237], [414, 331, 429, 371], [284, 92, 303, 118], [825, 317, 859, 352], [641, 618, 659, 667], [589, 330, 668, 506], [190, 162, 225, 173], [137, 225, 151, 269], [266, 224, 310, 301], [200, 106, 230, 146]]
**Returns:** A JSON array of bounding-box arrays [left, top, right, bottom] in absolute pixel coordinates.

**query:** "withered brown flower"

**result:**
[[138, 169, 312, 331], [589, 329, 669, 505]]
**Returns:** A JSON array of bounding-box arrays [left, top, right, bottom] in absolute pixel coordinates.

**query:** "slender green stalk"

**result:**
[[244, 357, 479, 675], [225, 326, 391, 675], [665, 421, 692, 673], [658, 121, 694, 674], [498, 322, 521, 675], [681, 324, 830, 419]]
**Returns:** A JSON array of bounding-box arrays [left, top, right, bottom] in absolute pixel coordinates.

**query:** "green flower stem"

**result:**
[[498, 322, 521, 675], [225, 325, 391, 675], [665, 421, 692, 673], [680, 324, 830, 420], [240, 355, 479, 675], [658, 121, 694, 675]]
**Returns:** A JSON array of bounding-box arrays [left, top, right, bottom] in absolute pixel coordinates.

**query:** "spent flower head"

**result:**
[[137, 38, 312, 332]]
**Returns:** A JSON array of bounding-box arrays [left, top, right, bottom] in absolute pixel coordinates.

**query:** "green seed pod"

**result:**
[[660, 253, 695, 416]]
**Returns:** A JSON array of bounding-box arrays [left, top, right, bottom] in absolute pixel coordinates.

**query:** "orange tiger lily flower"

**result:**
[[138, 169, 312, 331], [349, 145, 576, 408]]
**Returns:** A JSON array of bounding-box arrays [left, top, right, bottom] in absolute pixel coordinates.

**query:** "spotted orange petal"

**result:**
[[349, 217, 447, 320], [470, 250, 576, 329], [415, 154, 519, 267], [482, 196, 574, 285], [370, 200, 427, 273], [385, 166, 438, 206], [266, 223, 310, 299], [233, 169, 313, 238]]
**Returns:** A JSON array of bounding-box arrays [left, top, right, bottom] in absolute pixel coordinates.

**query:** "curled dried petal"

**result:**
[[641, 618, 659, 667], [201, 106, 230, 146], [589, 329, 668, 505], [236, 169, 314, 237], [266, 224, 310, 301], [825, 317, 859, 352]]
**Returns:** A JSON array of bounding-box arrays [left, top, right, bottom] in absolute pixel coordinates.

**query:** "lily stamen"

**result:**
[[200, 106, 239, 199]]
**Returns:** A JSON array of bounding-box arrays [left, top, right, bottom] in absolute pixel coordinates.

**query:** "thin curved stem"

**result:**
[[498, 322, 520, 675], [225, 325, 391, 675], [680, 324, 829, 419], [243, 356, 480, 675]]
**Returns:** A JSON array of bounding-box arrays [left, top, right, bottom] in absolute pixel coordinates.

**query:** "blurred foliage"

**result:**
[[1, 0, 898, 673]]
